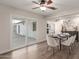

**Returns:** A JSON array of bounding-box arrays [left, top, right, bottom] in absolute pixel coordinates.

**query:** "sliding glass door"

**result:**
[[26, 20, 37, 45], [11, 16, 37, 49]]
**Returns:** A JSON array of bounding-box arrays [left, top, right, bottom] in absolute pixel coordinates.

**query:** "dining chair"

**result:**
[[46, 35, 60, 55], [61, 35, 76, 54]]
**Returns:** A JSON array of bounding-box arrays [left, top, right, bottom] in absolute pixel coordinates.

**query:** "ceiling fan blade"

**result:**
[[47, 7, 57, 10], [47, 0, 53, 5], [32, 7, 39, 9], [40, 0, 46, 4], [32, 1, 40, 5]]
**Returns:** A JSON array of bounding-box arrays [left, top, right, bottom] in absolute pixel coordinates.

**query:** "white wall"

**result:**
[[54, 20, 63, 34], [0, 5, 11, 54], [37, 18, 47, 42], [0, 5, 46, 54], [47, 20, 63, 35]]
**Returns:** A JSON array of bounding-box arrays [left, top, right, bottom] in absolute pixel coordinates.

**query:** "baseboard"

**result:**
[[0, 49, 12, 55], [0, 40, 46, 55], [36, 40, 46, 44]]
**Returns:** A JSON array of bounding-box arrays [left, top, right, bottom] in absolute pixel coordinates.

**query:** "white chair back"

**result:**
[[46, 35, 59, 47], [62, 35, 76, 46], [71, 35, 76, 43], [68, 35, 76, 44]]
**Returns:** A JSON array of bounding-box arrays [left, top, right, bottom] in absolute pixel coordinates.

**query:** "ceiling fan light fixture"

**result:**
[[40, 6, 46, 11]]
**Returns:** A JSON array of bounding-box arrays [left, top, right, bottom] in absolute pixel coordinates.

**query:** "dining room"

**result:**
[[46, 13, 79, 56]]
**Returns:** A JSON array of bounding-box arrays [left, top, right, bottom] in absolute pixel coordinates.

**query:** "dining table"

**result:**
[[53, 33, 70, 50]]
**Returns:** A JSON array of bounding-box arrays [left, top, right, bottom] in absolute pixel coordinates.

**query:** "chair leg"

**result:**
[[69, 46, 72, 55], [47, 46, 49, 51], [47, 46, 52, 51], [52, 48, 54, 55], [44, 46, 49, 54], [57, 46, 60, 51]]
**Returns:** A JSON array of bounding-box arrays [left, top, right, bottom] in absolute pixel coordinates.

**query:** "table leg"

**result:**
[[60, 38, 61, 50]]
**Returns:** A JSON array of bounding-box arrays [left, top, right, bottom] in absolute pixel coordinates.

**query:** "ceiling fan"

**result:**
[[32, 0, 57, 11]]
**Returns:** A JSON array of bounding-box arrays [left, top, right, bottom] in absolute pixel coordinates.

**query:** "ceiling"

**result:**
[[0, 0, 79, 16]]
